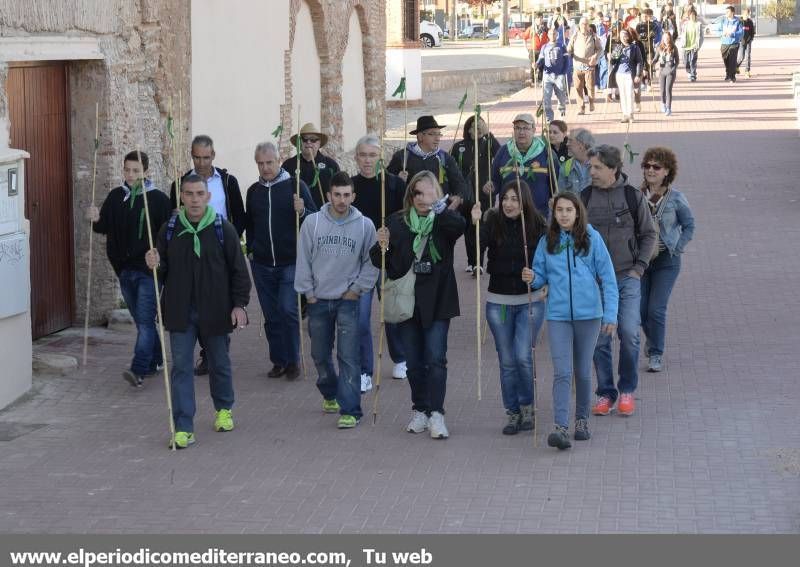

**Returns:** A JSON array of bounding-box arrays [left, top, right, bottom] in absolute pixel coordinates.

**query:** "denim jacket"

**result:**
[[557, 158, 590, 195], [657, 189, 695, 256]]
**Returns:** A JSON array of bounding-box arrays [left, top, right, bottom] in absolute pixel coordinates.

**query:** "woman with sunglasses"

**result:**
[[472, 180, 547, 436], [372, 171, 465, 439], [639, 147, 695, 372], [523, 192, 618, 450]]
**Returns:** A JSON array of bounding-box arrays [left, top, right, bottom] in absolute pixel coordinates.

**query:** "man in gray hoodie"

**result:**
[[295, 172, 380, 429], [580, 145, 656, 418]]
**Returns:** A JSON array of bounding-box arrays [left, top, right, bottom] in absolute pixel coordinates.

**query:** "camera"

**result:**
[[413, 260, 433, 274]]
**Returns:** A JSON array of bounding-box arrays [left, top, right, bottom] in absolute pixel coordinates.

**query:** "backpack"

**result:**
[[582, 184, 662, 261], [165, 212, 225, 246]]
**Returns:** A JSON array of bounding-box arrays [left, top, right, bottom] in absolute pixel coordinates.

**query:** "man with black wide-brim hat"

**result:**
[[386, 115, 465, 210], [283, 122, 341, 210]]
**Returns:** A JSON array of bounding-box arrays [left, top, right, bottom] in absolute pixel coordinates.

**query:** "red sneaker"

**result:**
[[591, 396, 614, 416], [617, 393, 636, 416]]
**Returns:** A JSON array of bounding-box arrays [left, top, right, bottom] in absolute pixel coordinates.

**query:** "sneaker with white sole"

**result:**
[[392, 361, 407, 380], [429, 411, 449, 439], [648, 354, 663, 372], [360, 373, 373, 393], [464, 265, 474, 274], [406, 410, 429, 433], [122, 370, 144, 388]]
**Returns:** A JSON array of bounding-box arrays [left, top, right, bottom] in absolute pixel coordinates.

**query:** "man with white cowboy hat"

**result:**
[[283, 122, 341, 210], [386, 115, 465, 211]]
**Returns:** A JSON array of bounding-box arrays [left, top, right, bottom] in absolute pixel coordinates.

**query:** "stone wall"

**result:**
[[0, 0, 191, 324]]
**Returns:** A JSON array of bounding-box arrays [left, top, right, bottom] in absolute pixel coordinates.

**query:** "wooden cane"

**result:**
[[134, 147, 176, 450], [294, 108, 308, 380], [82, 102, 101, 370], [372, 129, 388, 425], [473, 80, 482, 401], [451, 90, 468, 149], [402, 69, 409, 173]]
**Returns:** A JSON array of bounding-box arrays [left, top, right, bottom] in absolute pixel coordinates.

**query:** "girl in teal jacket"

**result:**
[[522, 192, 618, 450]]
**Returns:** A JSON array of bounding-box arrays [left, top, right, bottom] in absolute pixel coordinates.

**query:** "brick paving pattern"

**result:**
[[1, 38, 799, 534]]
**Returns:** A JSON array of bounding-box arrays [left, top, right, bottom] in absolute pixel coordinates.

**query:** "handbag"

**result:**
[[382, 235, 429, 324]]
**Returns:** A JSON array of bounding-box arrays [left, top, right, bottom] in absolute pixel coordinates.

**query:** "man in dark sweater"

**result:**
[[386, 115, 465, 211], [351, 134, 407, 391], [168, 135, 246, 376], [87, 150, 171, 388], [737, 7, 755, 78], [145, 174, 251, 449], [282, 123, 341, 210], [246, 142, 317, 380]]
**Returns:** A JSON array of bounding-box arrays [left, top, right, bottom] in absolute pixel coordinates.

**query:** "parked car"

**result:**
[[420, 20, 444, 47], [470, 23, 486, 38], [486, 25, 500, 39], [508, 21, 530, 39]]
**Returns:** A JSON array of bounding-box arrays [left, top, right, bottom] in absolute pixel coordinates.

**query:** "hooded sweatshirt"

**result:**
[[294, 203, 379, 300]]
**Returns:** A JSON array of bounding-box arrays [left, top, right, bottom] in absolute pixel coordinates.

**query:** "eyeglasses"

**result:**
[[302, 137, 320, 144], [642, 163, 664, 171], [513, 125, 533, 132]]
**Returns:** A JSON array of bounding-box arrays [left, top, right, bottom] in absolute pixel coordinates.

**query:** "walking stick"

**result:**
[[134, 147, 176, 450], [514, 167, 538, 447], [402, 70, 409, 173], [82, 102, 100, 370], [647, 21, 658, 113], [294, 108, 308, 380], [451, 90, 468, 149], [168, 97, 181, 211], [473, 80, 482, 401], [542, 115, 560, 197], [372, 130, 388, 424]]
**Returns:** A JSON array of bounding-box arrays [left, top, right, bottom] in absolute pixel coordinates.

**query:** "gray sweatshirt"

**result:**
[[582, 173, 657, 277], [294, 204, 379, 300]]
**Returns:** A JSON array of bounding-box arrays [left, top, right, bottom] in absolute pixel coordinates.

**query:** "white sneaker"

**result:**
[[360, 373, 373, 394], [464, 265, 474, 274], [406, 410, 429, 433], [429, 411, 449, 439], [392, 361, 407, 380]]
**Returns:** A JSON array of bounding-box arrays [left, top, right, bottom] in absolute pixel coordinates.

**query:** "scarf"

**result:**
[[123, 179, 155, 240], [407, 208, 441, 264], [500, 138, 547, 180], [408, 143, 447, 185], [177, 205, 217, 258]]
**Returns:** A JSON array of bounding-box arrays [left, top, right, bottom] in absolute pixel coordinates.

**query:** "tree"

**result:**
[[763, 0, 795, 23]]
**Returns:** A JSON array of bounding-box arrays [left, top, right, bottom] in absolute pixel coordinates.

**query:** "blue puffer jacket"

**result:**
[[657, 189, 695, 256], [532, 225, 619, 324]]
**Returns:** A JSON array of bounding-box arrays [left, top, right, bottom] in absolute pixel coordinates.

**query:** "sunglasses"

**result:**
[[302, 137, 320, 144], [642, 163, 664, 171]]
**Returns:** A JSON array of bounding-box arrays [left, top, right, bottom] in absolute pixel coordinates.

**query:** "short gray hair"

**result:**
[[254, 141, 278, 158], [587, 144, 623, 173], [571, 128, 596, 149], [191, 135, 214, 149], [356, 134, 381, 152]]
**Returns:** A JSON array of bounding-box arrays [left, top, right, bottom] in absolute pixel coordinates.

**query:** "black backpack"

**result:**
[[580, 185, 643, 237]]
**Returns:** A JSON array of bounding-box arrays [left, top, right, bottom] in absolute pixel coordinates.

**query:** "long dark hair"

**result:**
[[485, 180, 545, 247], [547, 192, 591, 256]]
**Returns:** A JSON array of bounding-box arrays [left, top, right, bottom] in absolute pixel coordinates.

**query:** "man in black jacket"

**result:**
[[282, 123, 341, 210], [386, 115, 465, 212], [737, 7, 755, 78], [246, 142, 317, 380], [145, 174, 251, 449], [169, 135, 247, 376], [87, 150, 171, 388]]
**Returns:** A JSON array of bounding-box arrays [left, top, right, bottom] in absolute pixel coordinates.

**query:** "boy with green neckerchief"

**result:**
[[145, 174, 251, 449]]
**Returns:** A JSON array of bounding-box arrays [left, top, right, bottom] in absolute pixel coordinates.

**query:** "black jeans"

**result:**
[[721, 43, 739, 80], [659, 65, 676, 110]]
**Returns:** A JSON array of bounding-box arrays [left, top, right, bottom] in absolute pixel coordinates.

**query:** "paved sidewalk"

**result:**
[[1, 39, 799, 534]]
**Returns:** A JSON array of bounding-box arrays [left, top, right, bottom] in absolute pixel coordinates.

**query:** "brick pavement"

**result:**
[[1, 38, 799, 534]]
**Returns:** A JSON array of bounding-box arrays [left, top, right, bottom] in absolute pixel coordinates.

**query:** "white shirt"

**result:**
[[194, 168, 227, 220]]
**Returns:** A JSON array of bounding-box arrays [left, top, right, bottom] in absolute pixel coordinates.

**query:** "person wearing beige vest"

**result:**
[[567, 17, 603, 114]]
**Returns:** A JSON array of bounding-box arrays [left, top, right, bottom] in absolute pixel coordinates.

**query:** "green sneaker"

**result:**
[[337, 415, 359, 429], [322, 399, 340, 413], [171, 431, 195, 449], [214, 408, 234, 432]]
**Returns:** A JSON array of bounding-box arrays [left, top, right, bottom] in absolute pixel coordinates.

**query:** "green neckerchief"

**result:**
[[407, 208, 441, 264], [562, 157, 574, 178], [126, 181, 147, 240], [177, 206, 217, 257], [500, 137, 547, 181]]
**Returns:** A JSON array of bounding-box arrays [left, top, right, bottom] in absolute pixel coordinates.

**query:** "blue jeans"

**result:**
[[169, 309, 234, 433], [399, 318, 450, 414], [641, 251, 681, 357], [308, 299, 362, 419], [542, 73, 568, 121], [118, 269, 162, 376], [251, 262, 299, 367], [684, 49, 698, 79], [737, 41, 752, 71], [486, 301, 545, 413], [594, 275, 641, 402], [549, 319, 600, 427], [359, 287, 406, 375]]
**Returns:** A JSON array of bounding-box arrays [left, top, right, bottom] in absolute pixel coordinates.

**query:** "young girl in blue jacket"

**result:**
[[522, 192, 618, 450]]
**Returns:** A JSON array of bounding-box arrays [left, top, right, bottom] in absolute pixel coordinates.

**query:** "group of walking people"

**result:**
[[87, 103, 695, 451]]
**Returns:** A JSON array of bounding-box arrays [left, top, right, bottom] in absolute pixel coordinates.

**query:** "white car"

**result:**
[[420, 20, 444, 47]]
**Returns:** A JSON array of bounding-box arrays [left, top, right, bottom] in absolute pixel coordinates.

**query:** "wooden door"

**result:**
[[7, 63, 74, 338]]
